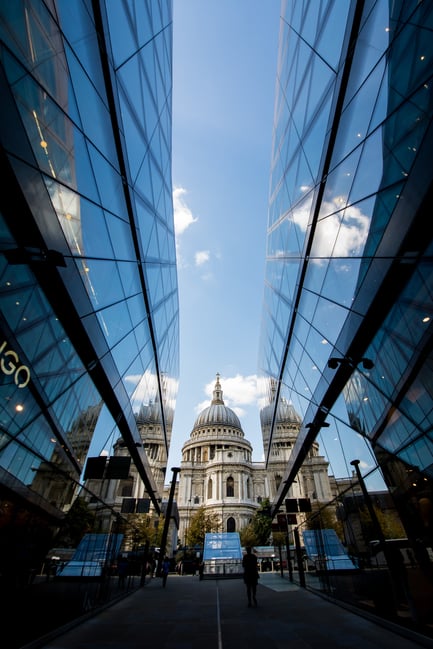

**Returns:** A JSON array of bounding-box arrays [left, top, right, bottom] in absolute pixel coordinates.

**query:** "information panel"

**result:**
[[303, 529, 357, 570], [203, 532, 242, 560]]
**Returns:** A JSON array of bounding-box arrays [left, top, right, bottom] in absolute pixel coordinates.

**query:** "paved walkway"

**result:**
[[23, 573, 433, 649]]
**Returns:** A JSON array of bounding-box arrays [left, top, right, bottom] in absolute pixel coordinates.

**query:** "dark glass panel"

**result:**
[[344, 1, 389, 110], [68, 127, 100, 203], [67, 50, 117, 164], [106, 0, 154, 70], [118, 259, 142, 299], [87, 145, 125, 217], [57, 0, 106, 98], [78, 198, 114, 259], [76, 258, 125, 310], [95, 301, 133, 350], [106, 212, 136, 261], [110, 329, 140, 379]]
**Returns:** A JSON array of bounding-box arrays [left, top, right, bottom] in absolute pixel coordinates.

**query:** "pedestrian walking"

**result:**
[[161, 556, 170, 587], [242, 547, 259, 607], [117, 554, 128, 589]]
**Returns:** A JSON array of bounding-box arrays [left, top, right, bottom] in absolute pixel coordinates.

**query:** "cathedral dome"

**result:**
[[193, 374, 242, 430], [194, 403, 241, 428], [260, 382, 302, 427], [136, 400, 162, 425]]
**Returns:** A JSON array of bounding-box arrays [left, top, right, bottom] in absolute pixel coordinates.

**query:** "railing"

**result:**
[[291, 561, 433, 642], [1, 566, 144, 649], [203, 559, 243, 578]]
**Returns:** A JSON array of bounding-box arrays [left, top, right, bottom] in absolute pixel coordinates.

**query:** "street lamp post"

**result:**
[[157, 467, 180, 576], [185, 498, 191, 546], [350, 460, 385, 545], [350, 458, 404, 610]]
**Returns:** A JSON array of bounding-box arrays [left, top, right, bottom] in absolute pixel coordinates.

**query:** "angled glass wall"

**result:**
[[259, 0, 433, 636], [0, 0, 178, 602]]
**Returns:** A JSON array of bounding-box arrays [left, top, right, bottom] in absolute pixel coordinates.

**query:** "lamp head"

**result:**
[[328, 358, 340, 369]]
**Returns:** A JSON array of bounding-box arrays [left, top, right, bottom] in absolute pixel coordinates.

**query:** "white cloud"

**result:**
[[125, 369, 179, 412], [359, 458, 374, 470], [203, 374, 259, 406], [232, 406, 247, 419], [192, 375, 259, 427], [195, 250, 210, 266], [195, 399, 211, 415], [286, 193, 370, 263], [314, 198, 370, 258], [292, 194, 370, 261], [173, 186, 198, 236], [292, 193, 313, 231]]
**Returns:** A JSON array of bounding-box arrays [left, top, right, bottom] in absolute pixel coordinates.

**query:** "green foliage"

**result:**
[[186, 507, 220, 547], [375, 506, 405, 539], [271, 531, 286, 547], [239, 523, 259, 548], [126, 514, 164, 548], [246, 498, 272, 545], [358, 504, 406, 542], [175, 546, 197, 563], [305, 503, 338, 533]]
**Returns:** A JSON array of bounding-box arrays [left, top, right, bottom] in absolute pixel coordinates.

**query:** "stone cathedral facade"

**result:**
[[86, 374, 334, 552], [176, 375, 334, 545]]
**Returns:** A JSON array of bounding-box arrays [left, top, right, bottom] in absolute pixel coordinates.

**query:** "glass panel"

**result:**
[[67, 51, 117, 164], [57, 0, 106, 98], [88, 144, 125, 217], [95, 301, 133, 349], [76, 259, 125, 310], [111, 330, 140, 379]]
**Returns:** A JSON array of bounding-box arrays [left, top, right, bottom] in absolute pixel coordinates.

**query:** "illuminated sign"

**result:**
[[0, 341, 30, 388], [203, 533, 243, 560]]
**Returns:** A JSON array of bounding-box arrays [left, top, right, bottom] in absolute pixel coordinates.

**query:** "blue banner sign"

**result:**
[[203, 532, 242, 560]]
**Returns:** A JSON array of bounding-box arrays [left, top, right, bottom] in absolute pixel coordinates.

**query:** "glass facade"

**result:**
[[0, 0, 178, 590], [259, 0, 433, 636]]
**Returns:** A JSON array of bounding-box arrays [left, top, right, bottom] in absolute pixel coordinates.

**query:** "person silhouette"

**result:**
[[242, 547, 259, 607], [117, 554, 128, 589], [161, 556, 170, 587]]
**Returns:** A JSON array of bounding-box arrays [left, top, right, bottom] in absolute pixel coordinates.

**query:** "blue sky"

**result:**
[[166, 1, 281, 471]]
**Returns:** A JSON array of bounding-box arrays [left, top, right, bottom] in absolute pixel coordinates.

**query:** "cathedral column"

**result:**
[[182, 473, 192, 505], [218, 467, 223, 501]]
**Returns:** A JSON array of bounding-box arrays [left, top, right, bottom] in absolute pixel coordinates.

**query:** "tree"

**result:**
[[305, 503, 342, 537], [374, 506, 406, 539], [125, 514, 164, 549], [239, 523, 259, 548], [358, 504, 406, 543], [250, 499, 273, 545], [271, 531, 286, 548], [186, 507, 219, 547]]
